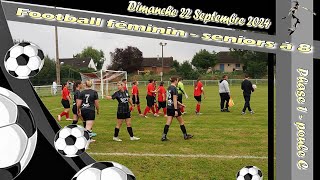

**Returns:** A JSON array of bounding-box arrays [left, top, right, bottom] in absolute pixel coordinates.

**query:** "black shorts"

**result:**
[[158, 101, 166, 109], [132, 96, 140, 105], [178, 94, 183, 103], [146, 95, 154, 107], [117, 112, 131, 119], [72, 105, 77, 115], [167, 109, 182, 117], [81, 109, 95, 121], [194, 96, 202, 102], [61, 99, 70, 108]]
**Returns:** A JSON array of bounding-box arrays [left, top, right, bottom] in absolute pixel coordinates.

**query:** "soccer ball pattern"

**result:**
[[54, 124, 90, 157], [252, 84, 257, 89], [72, 161, 136, 180], [0, 87, 37, 180], [4, 42, 45, 79], [236, 166, 263, 180]]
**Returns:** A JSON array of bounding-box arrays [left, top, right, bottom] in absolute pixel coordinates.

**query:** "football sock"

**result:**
[[114, 128, 120, 137], [130, 106, 133, 112], [155, 104, 158, 110], [127, 127, 134, 137], [163, 125, 170, 135], [163, 108, 167, 115], [151, 106, 156, 114], [83, 122, 86, 128], [180, 125, 187, 135], [143, 107, 150, 115], [60, 111, 67, 117], [137, 105, 141, 114], [180, 107, 184, 113], [66, 112, 70, 119], [196, 104, 200, 112], [72, 120, 78, 124]]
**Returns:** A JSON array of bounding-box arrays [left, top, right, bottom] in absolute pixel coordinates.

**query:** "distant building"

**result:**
[[213, 52, 243, 72], [60, 58, 97, 70], [140, 57, 174, 74]]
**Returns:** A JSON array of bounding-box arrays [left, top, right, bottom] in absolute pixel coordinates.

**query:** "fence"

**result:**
[[33, 79, 269, 97]]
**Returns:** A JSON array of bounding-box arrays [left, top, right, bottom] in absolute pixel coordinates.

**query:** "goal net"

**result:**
[[80, 70, 127, 98]]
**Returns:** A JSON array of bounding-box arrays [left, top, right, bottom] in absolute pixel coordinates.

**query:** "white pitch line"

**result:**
[[88, 152, 268, 159]]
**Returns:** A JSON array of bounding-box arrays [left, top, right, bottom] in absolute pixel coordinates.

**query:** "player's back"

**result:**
[[79, 89, 98, 110]]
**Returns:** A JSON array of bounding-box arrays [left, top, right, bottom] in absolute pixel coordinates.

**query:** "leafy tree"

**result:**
[[191, 49, 217, 70], [172, 60, 181, 72], [179, 61, 200, 79], [73, 46, 105, 70], [109, 46, 143, 73], [230, 49, 268, 78]]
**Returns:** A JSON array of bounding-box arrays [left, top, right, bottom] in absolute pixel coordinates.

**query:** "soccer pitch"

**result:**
[[41, 84, 270, 180]]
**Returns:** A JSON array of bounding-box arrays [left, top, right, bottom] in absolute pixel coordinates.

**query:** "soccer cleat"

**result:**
[[250, 111, 255, 114], [113, 137, 122, 142], [181, 112, 187, 115], [184, 134, 194, 140], [161, 136, 169, 141], [196, 112, 202, 115], [225, 109, 230, 112], [130, 136, 140, 141], [153, 113, 160, 117], [89, 132, 97, 137], [241, 112, 246, 115], [66, 118, 73, 121], [164, 115, 168, 117], [57, 115, 61, 121], [220, 109, 225, 112]]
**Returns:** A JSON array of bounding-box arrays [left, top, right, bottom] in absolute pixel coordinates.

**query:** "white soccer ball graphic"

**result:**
[[0, 87, 37, 179], [4, 42, 45, 79], [252, 84, 257, 89], [54, 124, 90, 157], [236, 166, 263, 180], [72, 161, 136, 180]]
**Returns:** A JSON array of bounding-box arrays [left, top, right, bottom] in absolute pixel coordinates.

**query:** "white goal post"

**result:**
[[80, 69, 127, 98]]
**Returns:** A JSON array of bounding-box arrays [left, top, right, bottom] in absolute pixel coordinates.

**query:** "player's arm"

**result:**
[[95, 92, 99, 115], [76, 99, 82, 115], [201, 86, 205, 99], [128, 97, 133, 106], [95, 100, 99, 115]]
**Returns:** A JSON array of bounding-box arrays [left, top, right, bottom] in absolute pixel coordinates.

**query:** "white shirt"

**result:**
[[52, 81, 57, 89]]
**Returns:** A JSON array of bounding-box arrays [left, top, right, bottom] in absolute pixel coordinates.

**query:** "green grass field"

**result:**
[[40, 84, 269, 180]]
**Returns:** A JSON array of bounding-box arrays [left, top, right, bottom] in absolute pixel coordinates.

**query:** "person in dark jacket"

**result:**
[[241, 75, 255, 114]]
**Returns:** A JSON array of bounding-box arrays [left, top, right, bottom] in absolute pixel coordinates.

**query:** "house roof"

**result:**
[[216, 52, 241, 63], [59, 58, 93, 68], [141, 57, 174, 67]]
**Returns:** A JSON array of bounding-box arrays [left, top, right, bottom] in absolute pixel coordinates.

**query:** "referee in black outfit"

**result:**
[[241, 75, 255, 115]]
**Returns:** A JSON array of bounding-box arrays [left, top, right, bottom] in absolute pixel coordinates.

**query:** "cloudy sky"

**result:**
[[7, 21, 229, 66]]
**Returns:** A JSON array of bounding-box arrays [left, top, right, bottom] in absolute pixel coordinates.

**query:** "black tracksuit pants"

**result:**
[[219, 93, 230, 110], [242, 93, 252, 112]]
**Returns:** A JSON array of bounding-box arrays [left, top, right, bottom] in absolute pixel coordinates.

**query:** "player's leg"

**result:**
[[242, 94, 248, 114], [72, 105, 78, 124], [161, 109, 174, 141], [195, 96, 202, 114], [225, 94, 230, 112], [162, 102, 167, 117], [156, 101, 161, 114], [125, 115, 140, 140], [246, 95, 254, 114], [142, 96, 151, 117], [219, 93, 225, 112], [176, 115, 193, 140], [114, 114, 124, 141]]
